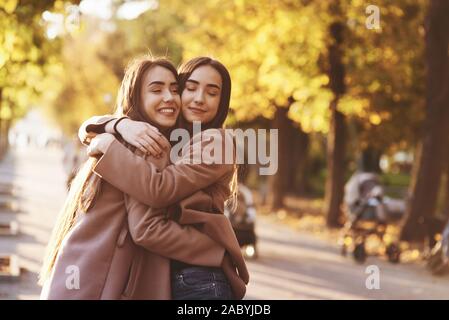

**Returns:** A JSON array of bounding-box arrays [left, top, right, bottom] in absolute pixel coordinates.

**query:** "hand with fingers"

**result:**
[[115, 118, 171, 158], [86, 133, 116, 157], [221, 252, 247, 299]]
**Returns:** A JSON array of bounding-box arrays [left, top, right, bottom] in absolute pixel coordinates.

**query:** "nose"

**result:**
[[163, 89, 174, 103], [194, 89, 205, 105]]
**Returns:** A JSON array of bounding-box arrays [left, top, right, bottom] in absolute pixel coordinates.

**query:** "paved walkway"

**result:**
[[245, 216, 449, 299], [0, 145, 66, 299]]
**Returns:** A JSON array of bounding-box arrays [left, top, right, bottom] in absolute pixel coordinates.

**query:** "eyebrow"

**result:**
[[148, 81, 178, 87], [186, 79, 221, 90]]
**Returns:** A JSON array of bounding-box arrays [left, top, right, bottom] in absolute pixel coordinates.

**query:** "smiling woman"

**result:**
[[141, 65, 181, 129]]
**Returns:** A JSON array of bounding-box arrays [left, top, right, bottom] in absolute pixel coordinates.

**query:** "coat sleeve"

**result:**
[[78, 115, 117, 146], [92, 129, 235, 208], [125, 194, 225, 267]]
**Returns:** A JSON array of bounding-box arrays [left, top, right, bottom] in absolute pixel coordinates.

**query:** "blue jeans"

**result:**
[[171, 266, 234, 300]]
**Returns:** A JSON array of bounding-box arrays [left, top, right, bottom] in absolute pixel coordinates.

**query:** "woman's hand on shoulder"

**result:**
[[116, 119, 170, 158], [86, 133, 116, 157]]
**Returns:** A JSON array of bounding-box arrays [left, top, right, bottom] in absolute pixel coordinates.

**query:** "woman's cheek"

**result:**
[[175, 95, 182, 107], [182, 92, 193, 105], [212, 97, 220, 113]]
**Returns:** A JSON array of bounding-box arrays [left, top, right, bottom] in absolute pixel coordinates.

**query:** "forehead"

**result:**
[[188, 65, 222, 87], [143, 65, 177, 84]]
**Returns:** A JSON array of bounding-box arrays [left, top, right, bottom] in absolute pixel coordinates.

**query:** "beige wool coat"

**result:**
[[88, 123, 249, 297]]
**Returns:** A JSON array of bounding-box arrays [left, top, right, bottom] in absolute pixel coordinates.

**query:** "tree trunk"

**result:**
[[443, 158, 449, 219], [285, 123, 309, 195], [400, 0, 449, 242], [324, 20, 347, 228], [285, 120, 298, 193], [361, 146, 382, 173], [270, 106, 291, 210], [295, 128, 309, 196], [325, 99, 347, 227]]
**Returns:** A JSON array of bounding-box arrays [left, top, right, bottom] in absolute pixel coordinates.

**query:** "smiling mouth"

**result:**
[[188, 106, 207, 114], [158, 107, 177, 115]]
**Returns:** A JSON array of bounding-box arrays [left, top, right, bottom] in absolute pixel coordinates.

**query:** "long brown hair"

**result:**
[[178, 57, 238, 211], [39, 55, 179, 285]]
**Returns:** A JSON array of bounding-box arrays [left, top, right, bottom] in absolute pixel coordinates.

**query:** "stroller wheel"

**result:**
[[353, 242, 366, 264], [386, 243, 401, 264]]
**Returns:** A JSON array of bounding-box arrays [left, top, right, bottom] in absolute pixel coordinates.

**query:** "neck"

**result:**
[[158, 126, 172, 140]]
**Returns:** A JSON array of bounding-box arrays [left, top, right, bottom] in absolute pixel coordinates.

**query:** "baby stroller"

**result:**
[[339, 172, 406, 263], [427, 220, 449, 275], [225, 184, 258, 259]]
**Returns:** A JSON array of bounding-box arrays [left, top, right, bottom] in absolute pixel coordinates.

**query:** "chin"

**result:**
[[186, 114, 210, 123], [183, 115, 197, 123], [189, 117, 203, 123], [158, 119, 177, 128]]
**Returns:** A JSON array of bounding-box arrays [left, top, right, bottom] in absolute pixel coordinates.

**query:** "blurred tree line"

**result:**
[[0, 0, 81, 153], [1, 0, 448, 243]]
